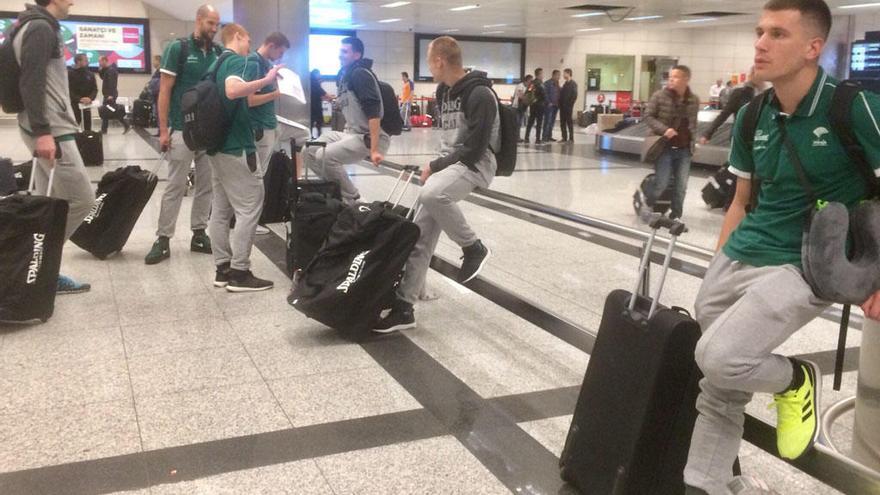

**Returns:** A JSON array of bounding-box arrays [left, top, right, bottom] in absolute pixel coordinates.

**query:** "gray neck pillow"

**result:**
[[802, 201, 880, 305]]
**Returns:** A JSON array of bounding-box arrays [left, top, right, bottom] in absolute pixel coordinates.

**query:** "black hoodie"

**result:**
[[98, 63, 120, 101], [430, 70, 500, 183]]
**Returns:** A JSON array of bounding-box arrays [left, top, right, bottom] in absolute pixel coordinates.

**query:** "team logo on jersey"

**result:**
[[812, 127, 829, 147]]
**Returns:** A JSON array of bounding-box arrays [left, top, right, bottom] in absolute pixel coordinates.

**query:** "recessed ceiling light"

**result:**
[[577, 28, 603, 32], [483, 23, 507, 28], [625, 15, 663, 21], [350, 24, 365, 28], [840, 2, 880, 8], [679, 17, 716, 23], [378, 18, 402, 23], [381, 1, 410, 7], [450, 4, 480, 11], [483, 30, 505, 34], [443, 28, 460, 32], [572, 12, 604, 18]]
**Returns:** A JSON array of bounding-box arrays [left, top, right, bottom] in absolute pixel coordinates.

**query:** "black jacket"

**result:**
[[68, 66, 97, 103], [702, 84, 758, 141], [528, 79, 546, 109], [98, 64, 119, 101], [560, 80, 578, 110]]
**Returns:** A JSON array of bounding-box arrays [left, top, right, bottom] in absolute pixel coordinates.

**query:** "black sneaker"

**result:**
[[214, 262, 231, 288], [226, 269, 274, 292], [191, 230, 212, 254], [458, 240, 491, 283], [373, 304, 416, 334], [145, 236, 170, 265]]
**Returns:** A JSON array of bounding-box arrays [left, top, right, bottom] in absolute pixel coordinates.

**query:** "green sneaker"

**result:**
[[773, 359, 821, 460], [144, 237, 170, 265], [191, 231, 212, 254]]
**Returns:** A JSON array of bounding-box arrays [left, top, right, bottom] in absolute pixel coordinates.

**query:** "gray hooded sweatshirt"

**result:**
[[336, 58, 385, 136], [431, 70, 500, 186], [13, 4, 79, 138]]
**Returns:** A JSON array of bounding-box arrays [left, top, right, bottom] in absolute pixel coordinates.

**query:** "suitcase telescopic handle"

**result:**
[[387, 165, 420, 213], [28, 156, 56, 198], [628, 219, 688, 319]]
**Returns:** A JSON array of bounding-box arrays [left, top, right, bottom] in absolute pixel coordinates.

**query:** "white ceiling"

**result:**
[[310, 0, 880, 37], [140, 0, 880, 38]]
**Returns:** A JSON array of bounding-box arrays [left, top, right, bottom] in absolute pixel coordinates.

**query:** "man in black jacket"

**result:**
[[559, 68, 578, 142], [524, 67, 545, 143], [699, 69, 766, 145], [97, 55, 130, 134], [67, 53, 96, 129]]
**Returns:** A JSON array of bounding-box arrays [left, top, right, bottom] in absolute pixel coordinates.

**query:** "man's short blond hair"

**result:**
[[221, 23, 249, 45], [429, 36, 462, 67]]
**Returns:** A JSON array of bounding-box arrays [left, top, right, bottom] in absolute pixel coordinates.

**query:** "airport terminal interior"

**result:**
[[1, 0, 880, 493]]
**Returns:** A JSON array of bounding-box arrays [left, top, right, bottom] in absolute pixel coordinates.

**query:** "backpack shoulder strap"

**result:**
[[738, 89, 769, 149], [829, 80, 878, 197], [213, 43, 223, 57], [175, 37, 189, 78]]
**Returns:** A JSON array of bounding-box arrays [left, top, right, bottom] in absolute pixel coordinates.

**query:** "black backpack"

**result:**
[[180, 51, 240, 153], [0, 17, 37, 114], [463, 85, 518, 176], [354, 67, 404, 136]]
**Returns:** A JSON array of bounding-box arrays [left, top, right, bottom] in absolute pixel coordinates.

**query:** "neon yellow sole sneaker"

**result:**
[[772, 359, 821, 460]]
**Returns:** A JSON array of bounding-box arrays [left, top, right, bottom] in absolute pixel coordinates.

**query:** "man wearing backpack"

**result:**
[[145, 4, 221, 265], [207, 23, 282, 292], [9, 0, 94, 294], [373, 36, 498, 333], [684, 1, 880, 493], [305, 36, 391, 204], [246, 32, 289, 235]]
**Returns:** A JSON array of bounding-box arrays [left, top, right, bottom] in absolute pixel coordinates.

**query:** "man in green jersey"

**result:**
[[208, 23, 281, 292], [245, 32, 289, 235], [685, 1, 880, 493], [145, 4, 220, 265]]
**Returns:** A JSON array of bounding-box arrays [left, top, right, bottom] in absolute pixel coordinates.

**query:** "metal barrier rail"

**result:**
[[377, 159, 880, 492]]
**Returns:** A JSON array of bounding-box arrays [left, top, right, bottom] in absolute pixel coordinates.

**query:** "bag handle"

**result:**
[[28, 157, 56, 198], [628, 216, 688, 319]]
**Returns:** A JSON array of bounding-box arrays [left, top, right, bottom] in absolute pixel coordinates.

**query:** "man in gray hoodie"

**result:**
[[374, 36, 497, 333], [305, 36, 388, 203], [13, 0, 94, 294]]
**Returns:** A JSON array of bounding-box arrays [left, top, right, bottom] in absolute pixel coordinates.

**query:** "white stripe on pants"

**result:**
[[157, 132, 213, 238], [684, 252, 829, 493], [397, 164, 487, 304], [19, 131, 95, 241], [207, 152, 264, 271]]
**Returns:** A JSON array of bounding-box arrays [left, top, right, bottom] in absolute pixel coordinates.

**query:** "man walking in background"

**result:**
[[542, 69, 561, 143], [97, 55, 130, 134], [559, 68, 578, 142]]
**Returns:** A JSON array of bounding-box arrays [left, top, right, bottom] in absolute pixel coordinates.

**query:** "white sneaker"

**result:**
[[255, 225, 270, 235]]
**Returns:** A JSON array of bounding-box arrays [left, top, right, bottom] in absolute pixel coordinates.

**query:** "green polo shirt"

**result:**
[[160, 36, 221, 131], [209, 50, 257, 157], [246, 51, 278, 130], [724, 68, 880, 267]]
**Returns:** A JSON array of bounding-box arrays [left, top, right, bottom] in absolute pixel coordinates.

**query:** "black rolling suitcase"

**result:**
[[701, 166, 737, 210], [285, 140, 344, 277], [69, 161, 160, 259], [75, 112, 104, 166], [633, 173, 674, 216], [560, 217, 702, 495], [132, 99, 153, 128], [288, 166, 421, 340], [260, 143, 294, 224], [0, 161, 68, 323]]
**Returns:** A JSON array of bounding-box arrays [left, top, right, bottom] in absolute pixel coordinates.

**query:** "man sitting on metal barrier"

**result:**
[[373, 36, 498, 334], [684, 1, 880, 493]]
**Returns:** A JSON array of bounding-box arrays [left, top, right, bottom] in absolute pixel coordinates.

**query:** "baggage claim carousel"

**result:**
[[595, 109, 732, 167]]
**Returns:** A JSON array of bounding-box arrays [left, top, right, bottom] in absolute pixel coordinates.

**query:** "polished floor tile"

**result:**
[[150, 459, 333, 495], [517, 415, 574, 458]]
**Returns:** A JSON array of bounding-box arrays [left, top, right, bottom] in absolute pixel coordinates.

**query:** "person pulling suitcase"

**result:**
[[373, 36, 496, 333]]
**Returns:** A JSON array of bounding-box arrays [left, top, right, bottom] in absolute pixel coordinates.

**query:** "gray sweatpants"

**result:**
[[306, 130, 390, 202], [207, 152, 264, 271], [156, 132, 212, 238], [397, 164, 488, 305], [19, 132, 94, 241], [684, 252, 829, 494], [255, 128, 277, 178]]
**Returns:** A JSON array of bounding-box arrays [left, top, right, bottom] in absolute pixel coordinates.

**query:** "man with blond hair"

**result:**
[[374, 36, 498, 333]]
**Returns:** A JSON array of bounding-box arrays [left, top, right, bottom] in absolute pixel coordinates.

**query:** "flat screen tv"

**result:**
[[0, 12, 151, 74]]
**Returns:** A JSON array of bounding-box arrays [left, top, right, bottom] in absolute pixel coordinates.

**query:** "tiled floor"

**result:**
[[0, 123, 868, 493]]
